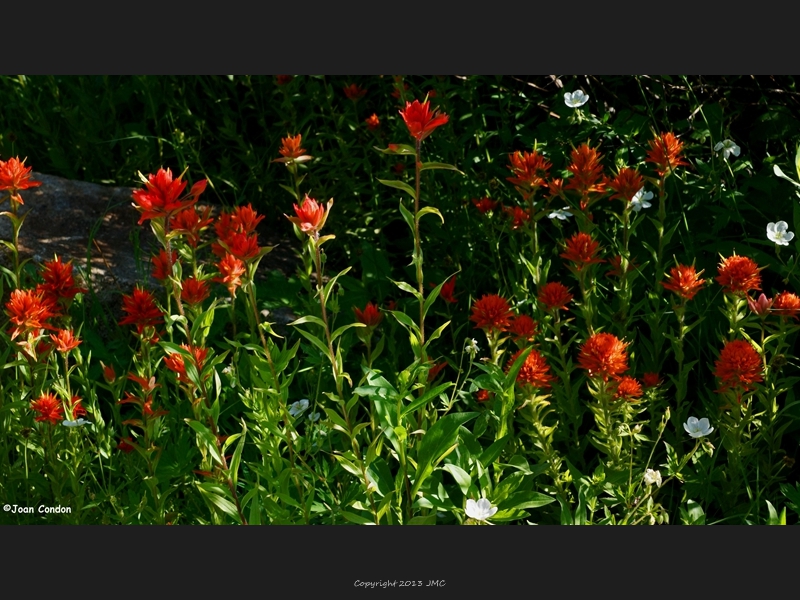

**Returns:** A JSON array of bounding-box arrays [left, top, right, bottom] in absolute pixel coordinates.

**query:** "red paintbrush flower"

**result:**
[[354, 302, 383, 328], [714, 339, 763, 393], [538, 282, 573, 312], [470, 294, 514, 333], [286, 195, 331, 236], [399, 99, 449, 142], [508, 315, 537, 343], [560, 232, 605, 270], [119, 286, 163, 334], [472, 198, 498, 214], [365, 113, 381, 130], [151, 250, 178, 281], [181, 277, 211, 307], [170, 205, 214, 248], [39, 255, 86, 305], [164, 344, 208, 384], [564, 143, 607, 200], [504, 205, 531, 230], [343, 83, 367, 101], [578, 332, 629, 381], [30, 391, 64, 425], [642, 372, 661, 388], [131, 168, 207, 224]]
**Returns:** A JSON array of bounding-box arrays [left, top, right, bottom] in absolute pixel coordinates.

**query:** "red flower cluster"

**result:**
[[152, 249, 178, 281], [5, 288, 56, 339], [286, 195, 331, 237], [170, 205, 214, 248], [578, 332, 629, 381], [277, 134, 306, 159], [399, 99, 449, 142], [0, 156, 42, 204], [606, 168, 644, 203], [504, 205, 531, 230], [181, 277, 211, 307], [213, 204, 264, 261], [470, 294, 514, 333], [506, 348, 555, 390], [354, 302, 383, 328], [365, 114, 381, 130], [132, 168, 207, 225], [472, 198, 497, 214], [538, 282, 573, 311], [715, 254, 762, 294], [642, 372, 661, 388], [50, 328, 81, 353], [437, 276, 457, 304], [564, 144, 607, 203], [662, 264, 706, 300], [606, 255, 637, 279], [506, 150, 551, 195], [714, 339, 763, 393], [560, 232, 605, 270], [646, 132, 689, 177], [119, 286, 163, 335], [164, 344, 209, 385], [613, 376, 643, 400], [31, 392, 64, 425], [214, 254, 246, 297], [343, 83, 367, 101], [37, 255, 86, 308], [772, 291, 800, 319], [509, 314, 537, 343]]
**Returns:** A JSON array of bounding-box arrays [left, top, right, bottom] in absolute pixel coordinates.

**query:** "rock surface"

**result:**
[[0, 172, 300, 301]]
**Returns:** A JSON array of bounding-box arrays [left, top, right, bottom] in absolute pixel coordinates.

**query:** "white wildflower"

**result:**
[[465, 498, 498, 521], [564, 90, 589, 108], [767, 221, 794, 246]]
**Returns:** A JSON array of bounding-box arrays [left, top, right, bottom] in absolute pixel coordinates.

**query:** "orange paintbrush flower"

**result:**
[[772, 291, 800, 319], [365, 113, 381, 130], [472, 198, 497, 214], [343, 83, 367, 101], [715, 253, 762, 294], [508, 314, 537, 343], [661, 264, 707, 300], [214, 253, 246, 297], [5, 288, 57, 339], [151, 250, 178, 282], [506, 348, 555, 390], [399, 99, 449, 142], [606, 167, 644, 203], [646, 132, 689, 177], [613, 376, 643, 400], [170, 205, 214, 248], [0, 156, 42, 204], [564, 143, 607, 201], [506, 150, 551, 193], [38, 255, 86, 306], [50, 329, 81, 353], [578, 332, 629, 381], [30, 392, 64, 425]]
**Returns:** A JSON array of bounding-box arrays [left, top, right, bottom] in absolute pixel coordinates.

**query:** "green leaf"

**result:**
[[442, 463, 471, 495], [411, 412, 478, 497], [503, 346, 533, 389], [229, 420, 247, 488], [287, 314, 326, 329], [418, 206, 444, 224], [401, 382, 453, 418], [185, 419, 223, 466], [341, 510, 375, 525], [331, 321, 366, 342], [497, 490, 556, 512], [377, 178, 417, 199], [773, 164, 800, 189], [419, 161, 464, 174], [390, 278, 423, 302], [294, 327, 330, 357], [374, 144, 416, 155], [407, 514, 437, 525]]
